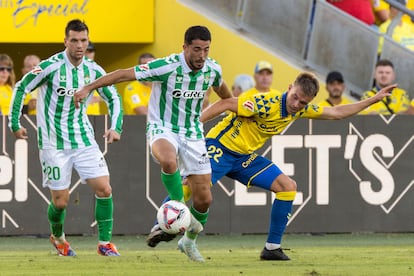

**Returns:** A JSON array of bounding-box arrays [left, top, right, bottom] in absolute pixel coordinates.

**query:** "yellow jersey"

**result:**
[[86, 91, 101, 115], [123, 81, 151, 115], [206, 90, 324, 154], [361, 87, 410, 114], [0, 84, 13, 115]]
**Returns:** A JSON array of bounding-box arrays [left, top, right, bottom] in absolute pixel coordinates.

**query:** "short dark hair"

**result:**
[[376, 59, 394, 68], [294, 72, 319, 97], [184, 26, 211, 45], [65, 19, 89, 37]]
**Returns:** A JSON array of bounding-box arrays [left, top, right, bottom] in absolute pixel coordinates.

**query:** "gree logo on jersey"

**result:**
[[56, 87, 76, 96], [172, 89, 205, 99]]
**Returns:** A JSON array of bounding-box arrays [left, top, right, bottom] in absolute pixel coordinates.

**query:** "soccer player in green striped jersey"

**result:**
[[75, 25, 232, 262], [8, 19, 123, 257]]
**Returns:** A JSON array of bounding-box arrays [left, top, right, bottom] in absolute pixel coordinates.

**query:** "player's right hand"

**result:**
[[74, 87, 90, 108], [375, 83, 397, 101], [13, 127, 28, 139]]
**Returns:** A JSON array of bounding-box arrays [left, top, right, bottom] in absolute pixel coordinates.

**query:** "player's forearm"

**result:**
[[332, 95, 383, 119], [326, 84, 395, 119], [85, 69, 132, 92], [200, 97, 237, 122], [333, 102, 373, 118]]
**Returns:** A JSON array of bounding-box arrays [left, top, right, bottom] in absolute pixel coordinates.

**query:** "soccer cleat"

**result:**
[[49, 235, 76, 256], [97, 242, 120, 256], [146, 224, 177, 248], [177, 237, 205, 262], [260, 247, 290, 261]]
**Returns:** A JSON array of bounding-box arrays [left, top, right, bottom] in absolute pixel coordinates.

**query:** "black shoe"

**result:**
[[146, 227, 177, 248], [260, 247, 290, 261]]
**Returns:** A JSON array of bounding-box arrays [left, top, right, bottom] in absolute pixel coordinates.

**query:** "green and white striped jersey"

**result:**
[[135, 53, 222, 139], [9, 51, 123, 150]]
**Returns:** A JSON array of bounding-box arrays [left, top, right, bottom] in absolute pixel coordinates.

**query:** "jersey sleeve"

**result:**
[[8, 62, 49, 132], [94, 65, 123, 134], [299, 104, 324, 118], [237, 91, 259, 117], [134, 55, 178, 82]]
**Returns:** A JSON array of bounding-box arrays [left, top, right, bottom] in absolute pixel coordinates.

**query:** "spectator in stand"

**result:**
[[327, 0, 376, 27], [123, 53, 155, 115], [0, 54, 16, 116], [318, 71, 353, 107], [21, 54, 41, 115], [361, 59, 410, 114], [378, 0, 414, 54], [373, 0, 390, 26], [231, 74, 255, 97], [249, 61, 279, 96], [405, 98, 414, 113], [85, 41, 96, 60], [85, 41, 102, 115]]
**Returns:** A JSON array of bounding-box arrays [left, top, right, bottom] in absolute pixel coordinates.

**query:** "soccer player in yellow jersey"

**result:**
[[200, 72, 395, 260], [361, 59, 410, 114], [318, 71, 353, 107]]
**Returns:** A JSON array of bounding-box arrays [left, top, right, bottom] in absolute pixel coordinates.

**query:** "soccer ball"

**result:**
[[157, 200, 192, 234]]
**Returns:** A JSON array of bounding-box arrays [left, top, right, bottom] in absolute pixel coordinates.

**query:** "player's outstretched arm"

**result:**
[[74, 68, 136, 108], [200, 97, 238, 122], [319, 84, 396, 120]]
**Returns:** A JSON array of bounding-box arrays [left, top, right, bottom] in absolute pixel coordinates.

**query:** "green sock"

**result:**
[[186, 206, 209, 240], [95, 195, 113, 242], [161, 170, 184, 202], [47, 203, 65, 238]]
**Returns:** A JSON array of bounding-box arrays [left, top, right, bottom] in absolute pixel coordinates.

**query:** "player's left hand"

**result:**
[[103, 129, 121, 144]]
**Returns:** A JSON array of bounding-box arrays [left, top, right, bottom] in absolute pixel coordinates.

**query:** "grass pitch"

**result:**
[[0, 233, 413, 275]]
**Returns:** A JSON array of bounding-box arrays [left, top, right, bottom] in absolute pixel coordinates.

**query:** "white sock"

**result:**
[[265, 242, 280, 250]]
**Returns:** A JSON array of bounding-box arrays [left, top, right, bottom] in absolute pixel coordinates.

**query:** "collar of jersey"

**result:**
[[281, 92, 289, 118]]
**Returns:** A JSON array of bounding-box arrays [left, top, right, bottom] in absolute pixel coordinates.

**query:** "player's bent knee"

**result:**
[[95, 185, 112, 198], [53, 199, 69, 209]]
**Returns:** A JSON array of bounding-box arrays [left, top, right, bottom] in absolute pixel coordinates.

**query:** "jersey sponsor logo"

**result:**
[[242, 100, 254, 112], [56, 87, 76, 96], [139, 64, 149, 71], [172, 89, 205, 99], [31, 66, 42, 75], [198, 153, 210, 165], [242, 153, 258, 168]]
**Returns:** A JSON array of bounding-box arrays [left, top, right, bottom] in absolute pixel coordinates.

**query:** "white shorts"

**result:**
[[39, 145, 109, 190], [146, 124, 211, 176]]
